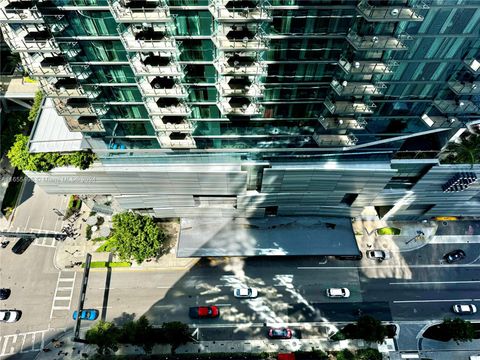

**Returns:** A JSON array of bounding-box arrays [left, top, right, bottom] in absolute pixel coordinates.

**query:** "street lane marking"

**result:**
[[390, 280, 480, 285], [0, 330, 47, 356], [298, 264, 480, 270], [393, 299, 473, 304]]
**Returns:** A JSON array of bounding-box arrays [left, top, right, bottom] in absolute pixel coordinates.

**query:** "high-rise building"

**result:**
[[1, 0, 480, 225]]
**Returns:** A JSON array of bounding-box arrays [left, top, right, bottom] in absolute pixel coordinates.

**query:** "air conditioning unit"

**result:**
[[390, 8, 399, 16]]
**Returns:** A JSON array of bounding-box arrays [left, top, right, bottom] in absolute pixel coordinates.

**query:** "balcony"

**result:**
[[312, 134, 358, 147], [433, 100, 480, 114], [145, 98, 192, 116], [108, 0, 172, 23], [209, 0, 272, 23], [330, 79, 386, 96], [128, 53, 183, 76], [53, 98, 97, 116], [346, 31, 409, 51], [60, 42, 82, 59], [448, 80, 480, 95], [0, 24, 59, 52], [119, 26, 178, 53], [212, 27, 268, 51], [464, 59, 480, 74], [420, 114, 459, 129], [338, 56, 398, 74], [318, 116, 367, 130], [151, 115, 194, 132], [217, 97, 263, 116], [357, 0, 424, 22], [64, 116, 105, 132], [324, 98, 375, 115], [214, 53, 267, 76], [216, 76, 264, 97], [40, 78, 84, 97], [137, 76, 188, 97], [21, 53, 74, 77], [158, 132, 196, 149], [0, 1, 42, 23]]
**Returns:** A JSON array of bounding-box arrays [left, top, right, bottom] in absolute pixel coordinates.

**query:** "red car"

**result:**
[[189, 306, 219, 318], [268, 327, 292, 339]]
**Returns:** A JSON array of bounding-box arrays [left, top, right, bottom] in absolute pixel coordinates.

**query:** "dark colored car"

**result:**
[[11, 238, 33, 255], [73, 309, 99, 321], [268, 327, 292, 339], [0, 289, 11, 300], [189, 306, 219, 319], [443, 249, 466, 263]]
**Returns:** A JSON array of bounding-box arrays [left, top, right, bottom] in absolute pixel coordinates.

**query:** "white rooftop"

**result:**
[[29, 98, 88, 153]]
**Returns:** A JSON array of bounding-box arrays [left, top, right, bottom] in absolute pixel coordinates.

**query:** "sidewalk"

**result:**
[[34, 330, 388, 360], [0, 156, 15, 229]]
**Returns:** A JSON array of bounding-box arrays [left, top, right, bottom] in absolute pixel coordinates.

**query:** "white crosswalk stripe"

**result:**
[[50, 270, 77, 319], [0, 330, 47, 357]]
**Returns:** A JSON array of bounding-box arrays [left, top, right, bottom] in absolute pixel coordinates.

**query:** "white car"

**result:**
[[234, 287, 258, 298], [453, 304, 477, 314], [326, 288, 350, 298], [0, 310, 21, 323], [366, 250, 391, 261]]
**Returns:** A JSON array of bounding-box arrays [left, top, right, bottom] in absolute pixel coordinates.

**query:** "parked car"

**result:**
[[268, 327, 292, 339], [11, 238, 33, 255], [443, 249, 466, 263], [234, 287, 258, 298], [189, 306, 219, 319], [326, 288, 350, 298], [73, 309, 99, 321], [366, 250, 391, 261], [0, 288, 11, 300], [0, 310, 21, 323], [453, 304, 477, 314]]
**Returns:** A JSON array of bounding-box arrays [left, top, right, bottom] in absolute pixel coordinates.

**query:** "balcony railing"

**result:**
[[318, 116, 367, 130], [145, 98, 192, 116], [213, 54, 267, 76], [420, 114, 459, 129], [464, 59, 480, 74], [108, 0, 172, 23], [209, 0, 272, 22], [137, 77, 188, 97], [119, 26, 178, 53], [217, 99, 263, 116], [128, 53, 183, 77], [357, 0, 425, 22], [0, 5, 42, 23], [158, 133, 196, 149], [346, 31, 409, 51], [151, 116, 194, 132], [0, 24, 59, 52], [212, 32, 268, 51], [216, 77, 264, 97], [338, 56, 398, 74], [433, 100, 480, 114], [21, 53, 75, 77], [330, 79, 386, 96], [64, 116, 105, 132], [324, 98, 376, 115], [448, 80, 480, 95], [53, 98, 97, 116], [312, 134, 358, 147], [40, 79, 86, 97], [60, 42, 82, 59]]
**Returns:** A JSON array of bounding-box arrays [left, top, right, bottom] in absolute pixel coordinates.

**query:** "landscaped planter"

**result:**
[[376, 227, 401, 236]]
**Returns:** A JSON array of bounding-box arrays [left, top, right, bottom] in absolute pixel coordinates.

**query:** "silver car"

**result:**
[[0, 310, 21, 323], [234, 288, 258, 298], [453, 304, 477, 314], [366, 250, 391, 261], [326, 288, 350, 298]]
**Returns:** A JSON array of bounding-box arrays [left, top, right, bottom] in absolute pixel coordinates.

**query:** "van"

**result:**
[[11, 238, 33, 255]]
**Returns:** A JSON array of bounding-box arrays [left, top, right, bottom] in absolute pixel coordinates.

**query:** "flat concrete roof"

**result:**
[[177, 216, 360, 257]]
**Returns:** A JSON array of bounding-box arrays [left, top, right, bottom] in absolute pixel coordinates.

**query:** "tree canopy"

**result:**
[[442, 318, 475, 343], [85, 320, 120, 355], [7, 134, 96, 171], [105, 212, 165, 264], [442, 134, 480, 167], [161, 321, 193, 354]]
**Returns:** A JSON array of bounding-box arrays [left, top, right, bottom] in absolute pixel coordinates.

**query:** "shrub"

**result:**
[[336, 349, 355, 360], [376, 227, 401, 235], [28, 91, 43, 122], [355, 348, 382, 360], [86, 225, 92, 240]]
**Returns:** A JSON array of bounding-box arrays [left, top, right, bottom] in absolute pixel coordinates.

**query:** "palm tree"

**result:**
[[442, 134, 480, 168]]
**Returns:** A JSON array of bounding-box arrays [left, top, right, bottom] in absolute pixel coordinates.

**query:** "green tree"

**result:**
[[355, 315, 387, 344], [119, 316, 156, 354], [355, 348, 382, 360], [336, 349, 355, 360], [443, 134, 480, 168], [28, 91, 43, 122], [161, 321, 192, 354], [85, 321, 119, 355], [106, 212, 164, 264], [441, 318, 475, 344]]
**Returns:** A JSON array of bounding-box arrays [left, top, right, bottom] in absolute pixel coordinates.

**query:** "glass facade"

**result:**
[[1, 0, 480, 160]]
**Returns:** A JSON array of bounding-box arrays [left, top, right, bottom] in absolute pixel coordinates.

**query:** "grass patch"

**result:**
[[23, 76, 37, 83], [82, 261, 131, 268], [1, 170, 24, 216], [376, 227, 401, 235]]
